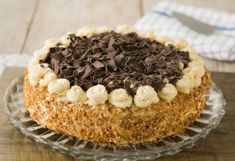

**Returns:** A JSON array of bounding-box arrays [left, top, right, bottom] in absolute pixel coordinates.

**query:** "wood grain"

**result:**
[[22, 0, 141, 53], [203, 58, 235, 73], [0, 0, 38, 53], [0, 67, 234, 161]]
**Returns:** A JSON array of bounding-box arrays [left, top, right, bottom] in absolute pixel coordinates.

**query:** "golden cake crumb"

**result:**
[[23, 69, 211, 146]]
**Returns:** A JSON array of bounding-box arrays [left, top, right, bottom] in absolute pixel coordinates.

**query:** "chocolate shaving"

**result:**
[[51, 59, 60, 75], [92, 61, 104, 69], [44, 31, 190, 95], [82, 64, 92, 79]]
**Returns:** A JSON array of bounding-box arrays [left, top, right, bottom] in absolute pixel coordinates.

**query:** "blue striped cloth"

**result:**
[[135, 1, 235, 61]]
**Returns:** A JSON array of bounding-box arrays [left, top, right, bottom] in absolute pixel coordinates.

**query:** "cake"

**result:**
[[23, 25, 211, 146]]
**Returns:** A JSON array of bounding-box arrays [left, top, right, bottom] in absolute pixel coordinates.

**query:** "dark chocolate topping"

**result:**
[[43, 31, 190, 96]]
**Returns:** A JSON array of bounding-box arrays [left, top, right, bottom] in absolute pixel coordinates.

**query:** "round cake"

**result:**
[[23, 25, 211, 146]]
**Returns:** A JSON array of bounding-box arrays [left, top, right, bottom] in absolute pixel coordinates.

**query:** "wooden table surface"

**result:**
[[0, 0, 235, 161]]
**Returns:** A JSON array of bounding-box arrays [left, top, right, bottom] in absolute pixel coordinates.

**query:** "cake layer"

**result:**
[[23, 69, 211, 145]]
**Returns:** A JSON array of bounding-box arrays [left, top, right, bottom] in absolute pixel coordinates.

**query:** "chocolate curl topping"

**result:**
[[44, 31, 190, 96]]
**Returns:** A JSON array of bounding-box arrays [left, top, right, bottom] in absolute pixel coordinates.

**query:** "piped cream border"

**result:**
[[27, 25, 205, 108]]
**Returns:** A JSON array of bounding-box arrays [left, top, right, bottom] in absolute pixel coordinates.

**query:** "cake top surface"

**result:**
[[43, 31, 190, 96], [27, 25, 206, 108]]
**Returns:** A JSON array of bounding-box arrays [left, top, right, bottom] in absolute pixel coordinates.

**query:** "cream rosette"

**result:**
[[134, 85, 159, 107], [86, 85, 109, 106]]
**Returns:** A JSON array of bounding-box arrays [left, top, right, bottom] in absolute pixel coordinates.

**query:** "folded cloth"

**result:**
[[135, 1, 235, 61]]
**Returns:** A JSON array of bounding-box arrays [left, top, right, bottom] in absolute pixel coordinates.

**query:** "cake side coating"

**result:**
[[23, 69, 211, 145]]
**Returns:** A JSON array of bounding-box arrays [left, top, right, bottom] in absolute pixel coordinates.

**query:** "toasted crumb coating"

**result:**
[[23, 69, 211, 146]]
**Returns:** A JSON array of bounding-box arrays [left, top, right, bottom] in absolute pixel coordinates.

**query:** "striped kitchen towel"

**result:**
[[135, 1, 235, 61]]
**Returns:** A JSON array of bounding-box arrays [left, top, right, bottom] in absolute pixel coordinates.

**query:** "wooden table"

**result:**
[[0, 0, 235, 161]]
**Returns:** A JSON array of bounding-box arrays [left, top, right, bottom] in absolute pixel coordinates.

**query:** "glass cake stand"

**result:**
[[4, 77, 226, 161]]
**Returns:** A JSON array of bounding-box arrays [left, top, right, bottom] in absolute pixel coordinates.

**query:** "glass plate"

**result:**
[[4, 77, 226, 161]]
